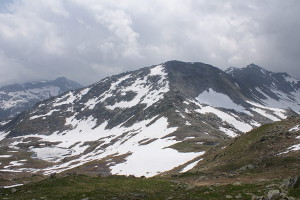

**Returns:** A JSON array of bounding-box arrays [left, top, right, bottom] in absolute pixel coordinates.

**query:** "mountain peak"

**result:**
[[225, 64, 269, 75], [55, 76, 68, 81], [246, 63, 269, 73], [0, 77, 82, 119]]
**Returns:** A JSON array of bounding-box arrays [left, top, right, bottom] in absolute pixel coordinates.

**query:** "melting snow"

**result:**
[[184, 136, 195, 140], [279, 144, 300, 155], [14, 116, 202, 177], [196, 106, 252, 133], [106, 65, 169, 109], [0, 120, 10, 126], [1, 184, 24, 188], [0, 131, 9, 141], [4, 160, 27, 169], [180, 158, 203, 173], [247, 101, 286, 121], [254, 87, 300, 114], [250, 121, 261, 127], [250, 108, 280, 121], [30, 109, 60, 120], [289, 125, 300, 132], [219, 127, 238, 137], [31, 147, 73, 162], [196, 88, 248, 114], [52, 91, 77, 107], [0, 155, 12, 158]]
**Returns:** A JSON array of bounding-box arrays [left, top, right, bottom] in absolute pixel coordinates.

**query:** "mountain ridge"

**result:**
[[0, 77, 82, 120], [0, 61, 299, 178]]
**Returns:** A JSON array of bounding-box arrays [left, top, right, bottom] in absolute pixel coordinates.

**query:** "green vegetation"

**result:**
[[169, 140, 216, 152], [0, 174, 274, 200], [193, 117, 300, 177]]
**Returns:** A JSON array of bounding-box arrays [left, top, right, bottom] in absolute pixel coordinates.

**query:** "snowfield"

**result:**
[[194, 88, 288, 137], [8, 116, 203, 177], [197, 89, 246, 113]]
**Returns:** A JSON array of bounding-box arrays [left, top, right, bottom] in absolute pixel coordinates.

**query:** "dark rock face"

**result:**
[[0, 61, 299, 177], [226, 64, 300, 110], [0, 77, 82, 120]]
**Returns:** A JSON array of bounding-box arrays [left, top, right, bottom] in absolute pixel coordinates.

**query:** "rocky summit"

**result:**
[[0, 61, 299, 180], [0, 77, 82, 120]]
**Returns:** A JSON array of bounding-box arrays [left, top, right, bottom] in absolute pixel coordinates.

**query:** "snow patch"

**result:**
[[250, 108, 280, 121], [30, 109, 60, 120], [0, 131, 9, 141], [289, 125, 300, 132], [31, 147, 73, 162], [196, 88, 248, 114], [219, 127, 238, 137], [180, 158, 203, 173], [254, 87, 300, 114], [105, 65, 169, 110], [279, 144, 300, 155], [14, 116, 202, 177], [284, 75, 298, 85], [0, 155, 12, 158], [195, 106, 252, 133], [4, 160, 27, 169], [1, 184, 24, 189], [250, 120, 261, 127], [247, 101, 286, 121]]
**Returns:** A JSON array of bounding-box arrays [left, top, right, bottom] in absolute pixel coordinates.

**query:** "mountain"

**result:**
[[0, 61, 299, 179], [185, 116, 300, 183], [226, 64, 300, 113], [1, 117, 299, 200], [0, 77, 83, 120]]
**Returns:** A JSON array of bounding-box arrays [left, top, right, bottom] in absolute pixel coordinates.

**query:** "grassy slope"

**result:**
[[0, 174, 282, 200], [191, 116, 300, 178]]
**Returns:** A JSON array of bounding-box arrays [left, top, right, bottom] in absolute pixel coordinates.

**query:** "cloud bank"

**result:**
[[0, 0, 299, 86]]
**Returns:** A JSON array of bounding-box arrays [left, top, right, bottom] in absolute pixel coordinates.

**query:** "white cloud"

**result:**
[[0, 0, 299, 86]]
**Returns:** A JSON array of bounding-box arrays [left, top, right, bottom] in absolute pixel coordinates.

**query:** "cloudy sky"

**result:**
[[0, 0, 299, 86]]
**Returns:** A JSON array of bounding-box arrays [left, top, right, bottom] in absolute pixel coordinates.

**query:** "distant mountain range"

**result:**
[[0, 61, 299, 178], [0, 77, 82, 120]]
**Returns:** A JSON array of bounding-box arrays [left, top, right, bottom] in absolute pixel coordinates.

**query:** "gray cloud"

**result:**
[[0, 0, 299, 86]]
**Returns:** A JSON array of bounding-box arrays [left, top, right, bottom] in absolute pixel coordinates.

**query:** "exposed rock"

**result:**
[[233, 182, 242, 186], [196, 176, 207, 181], [237, 164, 255, 172], [10, 188, 17, 193], [281, 176, 298, 189], [267, 190, 280, 200]]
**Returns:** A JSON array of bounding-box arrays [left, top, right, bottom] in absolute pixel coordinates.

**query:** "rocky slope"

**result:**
[[0, 61, 299, 178], [0, 77, 82, 120], [184, 116, 300, 178]]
